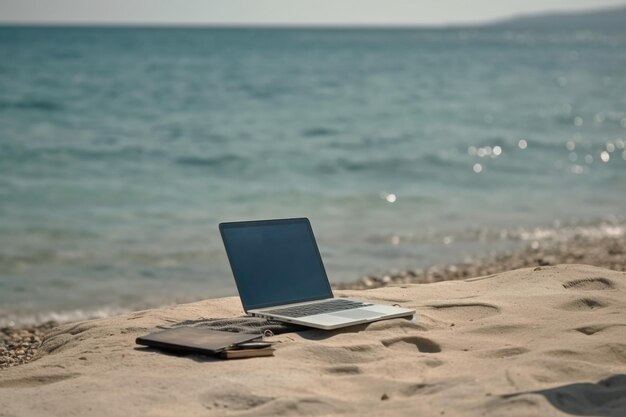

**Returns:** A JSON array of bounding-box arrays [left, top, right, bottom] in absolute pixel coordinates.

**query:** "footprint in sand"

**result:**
[[381, 336, 441, 353], [0, 373, 80, 389], [199, 392, 274, 411], [468, 324, 525, 335], [120, 326, 148, 334], [575, 324, 626, 335], [248, 397, 346, 415], [563, 277, 615, 290], [499, 374, 626, 416], [477, 346, 529, 359], [558, 297, 609, 311], [293, 344, 385, 364], [324, 365, 362, 375], [427, 303, 500, 322]]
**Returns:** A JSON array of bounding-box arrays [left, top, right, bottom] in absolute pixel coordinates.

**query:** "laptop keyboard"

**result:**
[[264, 299, 370, 318]]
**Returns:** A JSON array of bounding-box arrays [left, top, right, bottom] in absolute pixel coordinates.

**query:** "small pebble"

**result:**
[[334, 234, 625, 291], [0, 320, 58, 369]]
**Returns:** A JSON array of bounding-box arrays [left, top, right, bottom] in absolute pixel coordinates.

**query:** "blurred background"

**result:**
[[1, 1, 625, 326]]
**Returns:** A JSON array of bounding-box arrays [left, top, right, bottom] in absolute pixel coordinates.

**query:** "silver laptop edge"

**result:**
[[250, 298, 413, 330]]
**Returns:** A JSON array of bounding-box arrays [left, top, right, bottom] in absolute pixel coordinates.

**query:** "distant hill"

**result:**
[[491, 5, 626, 30]]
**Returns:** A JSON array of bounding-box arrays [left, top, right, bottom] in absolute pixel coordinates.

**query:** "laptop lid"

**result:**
[[219, 218, 333, 312]]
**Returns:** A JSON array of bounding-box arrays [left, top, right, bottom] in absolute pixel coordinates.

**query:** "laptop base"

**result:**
[[251, 299, 414, 330]]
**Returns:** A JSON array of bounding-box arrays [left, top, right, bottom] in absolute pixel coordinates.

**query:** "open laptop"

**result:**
[[219, 218, 414, 330]]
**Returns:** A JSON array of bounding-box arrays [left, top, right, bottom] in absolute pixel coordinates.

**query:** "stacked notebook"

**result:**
[[136, 327, 274, 360]]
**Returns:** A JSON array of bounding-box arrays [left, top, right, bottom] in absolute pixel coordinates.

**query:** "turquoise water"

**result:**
[[1, 27, 625, 325]]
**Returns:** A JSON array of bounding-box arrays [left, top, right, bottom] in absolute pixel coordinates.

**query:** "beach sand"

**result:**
[[1, 264, 625, 416]]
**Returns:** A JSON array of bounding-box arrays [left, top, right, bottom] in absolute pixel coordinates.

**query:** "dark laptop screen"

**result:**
[[220, 218, 333, 311]]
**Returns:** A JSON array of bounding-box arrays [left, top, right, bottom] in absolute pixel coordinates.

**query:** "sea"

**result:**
[[1, 26, 625, 326]]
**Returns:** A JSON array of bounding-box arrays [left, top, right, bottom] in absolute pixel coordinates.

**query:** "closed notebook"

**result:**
[[221, 347, 275, 360], [136, 327, 261, 355]]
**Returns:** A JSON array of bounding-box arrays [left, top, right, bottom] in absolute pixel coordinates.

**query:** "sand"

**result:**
[[1, 264, 625, 416]]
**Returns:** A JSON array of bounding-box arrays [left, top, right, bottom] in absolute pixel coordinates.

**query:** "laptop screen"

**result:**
[[220, 218, 333, 311]]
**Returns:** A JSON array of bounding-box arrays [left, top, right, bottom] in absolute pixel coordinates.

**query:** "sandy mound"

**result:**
[[1, 264, 625, 416]]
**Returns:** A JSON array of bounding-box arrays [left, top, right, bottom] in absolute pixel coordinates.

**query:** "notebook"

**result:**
[[136, 327, 261, 355]]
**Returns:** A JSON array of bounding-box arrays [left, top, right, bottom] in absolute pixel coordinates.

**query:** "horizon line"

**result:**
[[1, 4, 624, 30], [0, 22, 485, 30]]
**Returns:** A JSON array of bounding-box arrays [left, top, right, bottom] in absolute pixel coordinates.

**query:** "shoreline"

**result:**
[[336, 232, 626, 290], [2, 232, 625, 369]]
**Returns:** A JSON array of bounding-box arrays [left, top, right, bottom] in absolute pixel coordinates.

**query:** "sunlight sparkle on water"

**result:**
[[473, 163, 483, 173], [600, 151, 610, 162], [518, 139, 528, 149], [384, 193, 397, 203], [469, 145, 502, 158], [477, 147, 491, 157]]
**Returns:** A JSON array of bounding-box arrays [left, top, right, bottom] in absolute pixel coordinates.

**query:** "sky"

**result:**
[[1, 0, 626, 26]]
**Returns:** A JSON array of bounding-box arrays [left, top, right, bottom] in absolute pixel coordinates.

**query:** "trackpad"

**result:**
[[331, 309, 381, 319]]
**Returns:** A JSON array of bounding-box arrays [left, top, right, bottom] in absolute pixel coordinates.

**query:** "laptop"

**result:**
[[219, 218, 414, 330]]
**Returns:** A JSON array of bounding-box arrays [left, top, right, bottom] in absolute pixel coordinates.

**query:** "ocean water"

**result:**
[[1, 27, 625, 326]]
